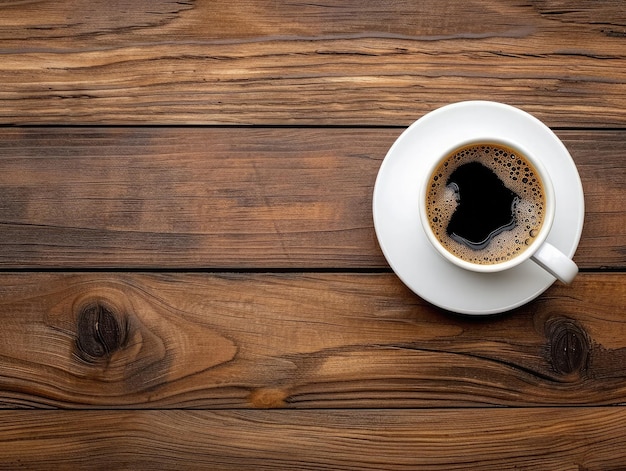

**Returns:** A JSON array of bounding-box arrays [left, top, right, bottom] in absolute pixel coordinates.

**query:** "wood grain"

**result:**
[[0, 127, 623, 269], [0, 272, 624, 409], [0, 0, 625, 126], [0, 408, 625, 470], [1, 1, 624, 468]]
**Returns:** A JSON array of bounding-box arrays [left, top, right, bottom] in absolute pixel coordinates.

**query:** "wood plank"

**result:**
[[0, 272, 624, 409], [0, 128, 623, 269], [0, 0, 625, 126], [0, 408, 625, 469]]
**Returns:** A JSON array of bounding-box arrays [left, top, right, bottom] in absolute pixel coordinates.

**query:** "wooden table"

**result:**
[[0, 1, 625, 469]]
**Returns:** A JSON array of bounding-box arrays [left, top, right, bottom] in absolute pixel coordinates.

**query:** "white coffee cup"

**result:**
[[419, 136, 578, 284]]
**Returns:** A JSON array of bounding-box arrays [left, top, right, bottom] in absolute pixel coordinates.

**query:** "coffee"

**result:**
[[425, 142, 545, 265]]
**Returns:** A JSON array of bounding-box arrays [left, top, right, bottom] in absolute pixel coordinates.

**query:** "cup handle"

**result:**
[[531, 242, 578, 284]]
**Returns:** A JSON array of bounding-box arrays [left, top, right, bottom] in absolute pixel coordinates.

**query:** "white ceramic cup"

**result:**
[[419, 136, 578, 284]]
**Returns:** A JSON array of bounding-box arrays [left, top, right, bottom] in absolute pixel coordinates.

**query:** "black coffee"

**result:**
[[425, 143, 545, 265]]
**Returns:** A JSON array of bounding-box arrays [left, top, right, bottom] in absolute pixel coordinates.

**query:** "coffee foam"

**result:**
[[426, 143, 545, 265]]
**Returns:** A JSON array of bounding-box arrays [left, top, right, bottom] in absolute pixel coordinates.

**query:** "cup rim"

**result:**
[[419, 136, 556, 273]]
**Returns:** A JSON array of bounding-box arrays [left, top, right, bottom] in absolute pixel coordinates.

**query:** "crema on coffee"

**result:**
[[425, 142, 546, 265]]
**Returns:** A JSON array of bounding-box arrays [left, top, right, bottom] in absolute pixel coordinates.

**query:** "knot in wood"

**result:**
[[76, 302, 126, 361], [546, 317, 589, 377]]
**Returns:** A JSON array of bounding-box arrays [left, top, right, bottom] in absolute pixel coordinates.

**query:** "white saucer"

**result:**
[[372, 101, 585, 315]]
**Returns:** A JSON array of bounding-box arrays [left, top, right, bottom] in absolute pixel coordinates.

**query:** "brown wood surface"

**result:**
[[1, 0, 625, 469], [0, 272, 623, 409], [0, 408, 625, 470], [0, 0, 625, 126], [0, 127, 623, 269]]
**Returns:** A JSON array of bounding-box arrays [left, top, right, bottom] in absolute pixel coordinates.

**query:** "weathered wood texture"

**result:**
[[0, 127, 623, 269], [0, 272, 623, 409], [1, 1, 625, 468], [0, 408, 625, 470], [0, 0, 625, 126]]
